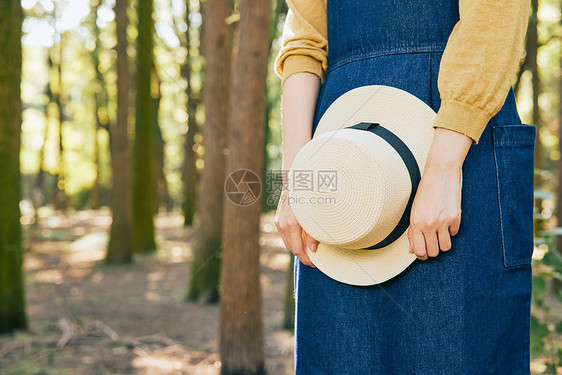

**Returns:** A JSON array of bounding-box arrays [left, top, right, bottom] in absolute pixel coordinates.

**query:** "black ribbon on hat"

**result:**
[[347, 122, 421, 250]]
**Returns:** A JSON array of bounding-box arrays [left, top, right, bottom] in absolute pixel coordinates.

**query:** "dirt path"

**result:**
[[2, 208, 560, 374], [0, 209, 294, 374]]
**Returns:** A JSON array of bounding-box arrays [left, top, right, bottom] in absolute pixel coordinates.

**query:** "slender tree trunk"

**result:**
[[91, 4, 102, 209], [554, 0, 562, 252], [35, 55, 54, 221], [106, 0, 134, 264], [262, 0, 286, 213], [199, 0, 206, 60], [133, 0, 157, 253], [554, 0, 562, 294], [527, 0, 549, 261], [0, 0, 27, 333], [528, 0, 542, 185], [282, 255, 295, 330], [182, 94, 199, 226], [181, 0, 200, 227], [152, 76, 169, 213], [92, 118, 101, 207], [53, 30, 67, 211], [90, 0, 111, 209], [187, 0, 233, 303], [198, 1, 206, 106], [261, 0, 285, 212], [219, 0, 270, 372]]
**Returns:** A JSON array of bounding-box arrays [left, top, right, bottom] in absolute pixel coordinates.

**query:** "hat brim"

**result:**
[[306, 230, 416, 286], [303, 85, 439, 286]]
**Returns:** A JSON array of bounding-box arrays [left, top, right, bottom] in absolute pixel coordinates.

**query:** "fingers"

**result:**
[[406, 157, 465, 260], [410, 211, 461, 260], [449, 209, 461, 236], [277, 217, 315, 268], [300, 230, 318, 265], [289, 227, 315, 267], [307, 235, 319, 253], [423, 228, 439, 258], [437, 224, 452, 251], [437, 209, 461, 251], [410, 226, 428, 260], [408, 227, 413, 253]]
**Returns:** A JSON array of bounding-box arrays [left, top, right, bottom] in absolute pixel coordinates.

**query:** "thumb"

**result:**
[[307, 236, 319, 253]]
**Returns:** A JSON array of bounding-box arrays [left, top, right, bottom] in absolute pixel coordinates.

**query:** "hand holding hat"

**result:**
[[287, 85, 463, 286], [407, 127, 470, 260], [275, 188, 316, 268]]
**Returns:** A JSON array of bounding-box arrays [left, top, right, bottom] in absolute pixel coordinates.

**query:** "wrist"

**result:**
[[425, 127, 472, 170]]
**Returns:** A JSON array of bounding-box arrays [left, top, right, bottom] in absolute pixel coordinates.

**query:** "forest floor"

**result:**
[[0, 208, 561, 374], [0, 209, 294, 375]]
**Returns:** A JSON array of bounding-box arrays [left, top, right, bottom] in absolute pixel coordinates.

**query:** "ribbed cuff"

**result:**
[[281, 54, 324, 86], [432, 99, 494, 145]]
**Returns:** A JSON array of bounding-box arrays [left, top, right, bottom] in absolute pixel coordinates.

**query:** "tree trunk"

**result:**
[[0, 0, 27, 333], [35, 54, 55, 219], [187, 0, 233, 303], [181, 0, 200, 227], [554, 2, 562, 293], [53, 29, 67, 211], [106, 0, 134, 264], [552, 1, 562, 251], [152, 79, 169, 213], [282, 255, 295, 330], [219, 0, 270, 372], [528, 0, 542, 186], [261, 0, 286, 213], [199, 0, 206, 60], [133, 0, 157, 253], [90, 0, 111, 209]]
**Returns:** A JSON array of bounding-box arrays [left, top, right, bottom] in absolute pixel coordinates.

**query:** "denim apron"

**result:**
[[294, 1, 536, 374]]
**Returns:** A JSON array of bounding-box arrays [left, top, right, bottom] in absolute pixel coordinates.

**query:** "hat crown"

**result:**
[[289, 127, 411, 249], [286, 85, 443, 286]]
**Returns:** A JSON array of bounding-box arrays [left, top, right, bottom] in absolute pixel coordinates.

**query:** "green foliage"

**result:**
[[531, 315, 550, 358], [531, 191, 562, 371], [533, 275, 547, 308]]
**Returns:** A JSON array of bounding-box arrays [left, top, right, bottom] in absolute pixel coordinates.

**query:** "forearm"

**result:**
[[280, 72, 321, 178], [425, 128, 472, 172]]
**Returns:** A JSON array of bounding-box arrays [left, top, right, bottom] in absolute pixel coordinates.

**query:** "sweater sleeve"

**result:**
[[273, 0, 328, 86], [433, 0, 531, 144]]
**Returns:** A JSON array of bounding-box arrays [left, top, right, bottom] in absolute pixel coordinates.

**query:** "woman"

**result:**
[[274, 0, 534, 374]]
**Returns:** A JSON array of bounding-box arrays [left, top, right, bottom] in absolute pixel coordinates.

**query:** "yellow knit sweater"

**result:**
[[274, 0, 531, 144]]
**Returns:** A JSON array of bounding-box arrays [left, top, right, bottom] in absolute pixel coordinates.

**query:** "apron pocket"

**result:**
[[492, 123, 536, 268]]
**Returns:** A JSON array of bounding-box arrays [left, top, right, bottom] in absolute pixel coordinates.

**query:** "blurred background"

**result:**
[[0, 0, 560, 374]]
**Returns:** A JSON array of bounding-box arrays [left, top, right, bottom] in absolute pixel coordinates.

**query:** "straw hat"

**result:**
[[288, 85, 461, 286]]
